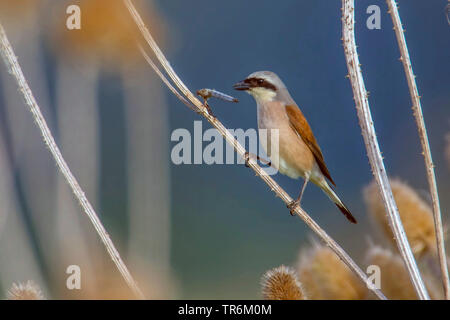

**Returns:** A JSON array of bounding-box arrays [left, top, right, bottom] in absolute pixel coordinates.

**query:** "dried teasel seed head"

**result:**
[[364, 178, 437, 257], [261, 265, 306, 300], [7, 281, 45, 300], [366, 246, 417, 300], [297, 243, 367, 300]]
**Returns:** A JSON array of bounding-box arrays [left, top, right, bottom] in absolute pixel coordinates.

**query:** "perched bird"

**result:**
[[233, 71, 357, 223]]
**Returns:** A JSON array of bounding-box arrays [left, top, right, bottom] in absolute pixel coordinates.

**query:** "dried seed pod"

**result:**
[[7, 281, 45, 300], [297, 243, 367, 300], [366, 246, 417, 300], [261, 265, 306, 300], [364, 178, 437, 257]]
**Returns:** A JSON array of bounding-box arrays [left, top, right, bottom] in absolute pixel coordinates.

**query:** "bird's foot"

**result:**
[[244, 152, 250, 167], [287, 200, 300, 216], [244, 152, 272, 168]]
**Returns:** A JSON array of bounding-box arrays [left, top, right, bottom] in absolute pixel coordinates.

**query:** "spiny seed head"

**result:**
[[7, 281, 45, 300], [366, 246, 417, 299], [297, 243, 367, 300], [261, 265, 306, 300], [366, 246, 443, 299], [364, 178, 437, 257]]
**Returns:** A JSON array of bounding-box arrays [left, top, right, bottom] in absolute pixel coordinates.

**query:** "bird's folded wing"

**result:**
[[285, 104, 336, 187]]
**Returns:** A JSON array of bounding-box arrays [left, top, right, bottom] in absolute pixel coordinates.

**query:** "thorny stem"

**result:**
[[0, 22, 145, 300], [342, 0, 429, 300], [124, 0, 387, 300], [386, 0, 449, 300]]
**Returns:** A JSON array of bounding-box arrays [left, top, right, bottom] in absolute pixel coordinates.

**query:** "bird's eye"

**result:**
[[257, 79, 264, 84]]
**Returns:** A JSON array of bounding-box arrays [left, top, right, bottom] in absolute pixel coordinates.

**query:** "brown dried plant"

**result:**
[[366, 246, 418, 300], [364, 179, 437, 257], [366, 246, 443, 300], [297, 244, 367, 300], [7, 281, 45, 300], [261, 265, 306, 300], [261, 239, 444, 300]]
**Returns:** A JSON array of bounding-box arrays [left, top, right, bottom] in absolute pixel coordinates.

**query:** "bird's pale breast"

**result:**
[[256, 100, 315, 179]]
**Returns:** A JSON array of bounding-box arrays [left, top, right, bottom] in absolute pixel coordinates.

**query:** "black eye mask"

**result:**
[[244, 78, 277, 91]]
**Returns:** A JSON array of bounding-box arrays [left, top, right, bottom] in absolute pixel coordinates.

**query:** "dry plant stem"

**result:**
[[124, 0, 388, 300], [138, 45, 198, 112], [0, 22, 145, 300], [386, 0, 449, 299], [342, 0, 429, 300]]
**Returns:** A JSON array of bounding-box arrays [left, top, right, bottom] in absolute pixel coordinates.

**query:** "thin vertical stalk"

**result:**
[[386, 0, 449, 299], [342, 0, 429, 300]]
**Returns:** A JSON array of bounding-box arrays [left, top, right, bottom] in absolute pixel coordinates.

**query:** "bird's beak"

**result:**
[[233, 80, 250, 91]]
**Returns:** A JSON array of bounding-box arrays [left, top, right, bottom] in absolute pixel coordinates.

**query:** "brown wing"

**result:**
[[285, 104, 336, 187]]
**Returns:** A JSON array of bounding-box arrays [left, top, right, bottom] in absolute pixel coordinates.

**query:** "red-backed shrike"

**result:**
[[234, 71, 356, 223]]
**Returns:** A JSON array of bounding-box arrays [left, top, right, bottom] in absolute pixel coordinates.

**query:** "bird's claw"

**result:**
[[287, 200, 299, 216], [244, 152, 250, 167]]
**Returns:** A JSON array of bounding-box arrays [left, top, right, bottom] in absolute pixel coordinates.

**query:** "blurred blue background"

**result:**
[[0, 0, 448, 299]]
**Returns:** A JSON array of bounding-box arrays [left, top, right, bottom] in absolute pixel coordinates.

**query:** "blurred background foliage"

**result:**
[[0, 0, 448, 299]]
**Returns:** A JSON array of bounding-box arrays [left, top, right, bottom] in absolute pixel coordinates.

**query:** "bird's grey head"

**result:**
[[233, 71, 286, 102]]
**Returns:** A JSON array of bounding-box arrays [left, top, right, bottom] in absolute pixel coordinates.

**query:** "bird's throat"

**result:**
[[249, 87, 276, 102]]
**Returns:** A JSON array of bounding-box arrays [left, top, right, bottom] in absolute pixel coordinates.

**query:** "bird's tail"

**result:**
[[320, 181, 357, 224]]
